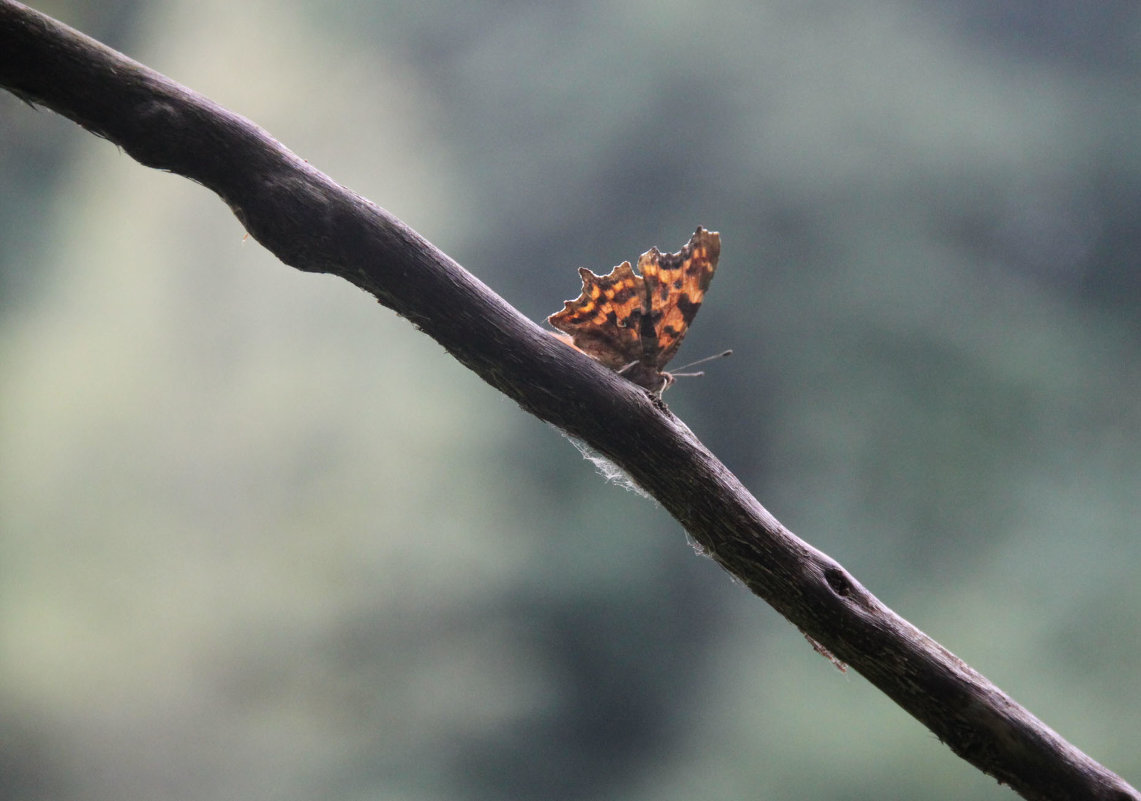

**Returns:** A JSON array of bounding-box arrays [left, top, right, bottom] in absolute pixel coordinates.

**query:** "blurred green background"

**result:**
[[2, 1, 1139, 799]]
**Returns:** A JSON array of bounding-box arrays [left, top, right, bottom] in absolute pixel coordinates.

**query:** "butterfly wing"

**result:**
[[548, 261, 646, 371], [637, 227, 720, 370]]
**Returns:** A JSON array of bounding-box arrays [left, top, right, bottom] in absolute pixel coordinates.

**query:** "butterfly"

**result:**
[[548, 227, 723, 393]]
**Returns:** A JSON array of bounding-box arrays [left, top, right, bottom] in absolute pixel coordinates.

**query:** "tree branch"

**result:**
[[0, 2, 1135, 799]]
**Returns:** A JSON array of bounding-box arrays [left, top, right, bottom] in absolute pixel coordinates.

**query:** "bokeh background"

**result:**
[[2, 2, 1140, 799]]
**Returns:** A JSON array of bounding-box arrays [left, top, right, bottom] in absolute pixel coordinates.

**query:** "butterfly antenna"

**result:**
[[672, 349, 732, 374]]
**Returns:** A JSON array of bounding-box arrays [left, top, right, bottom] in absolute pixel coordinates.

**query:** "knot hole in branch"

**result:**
[[824, 566, 854, 597]]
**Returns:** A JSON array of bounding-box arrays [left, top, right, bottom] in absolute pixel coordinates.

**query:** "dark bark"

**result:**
[[0, 2, 1135, 799]]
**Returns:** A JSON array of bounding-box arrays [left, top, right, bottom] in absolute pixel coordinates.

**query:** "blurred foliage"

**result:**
[[2, 1, 1139, 799]]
